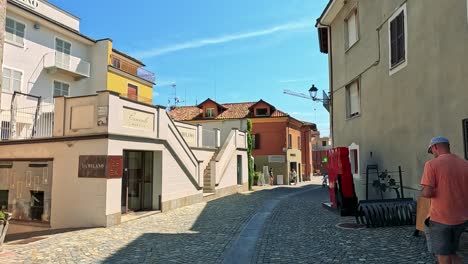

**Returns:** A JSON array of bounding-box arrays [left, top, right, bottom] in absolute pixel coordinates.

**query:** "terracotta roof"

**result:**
[[168, 101, 289, 121]]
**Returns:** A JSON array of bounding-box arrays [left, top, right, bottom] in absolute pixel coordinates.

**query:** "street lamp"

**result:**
[[308, 84, 330, 103]]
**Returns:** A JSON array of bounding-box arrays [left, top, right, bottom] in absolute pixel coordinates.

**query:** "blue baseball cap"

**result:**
[[427, 136, 450, 154]]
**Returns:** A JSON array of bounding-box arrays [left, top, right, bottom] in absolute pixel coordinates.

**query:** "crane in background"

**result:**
[[283, 89, 330, 112]]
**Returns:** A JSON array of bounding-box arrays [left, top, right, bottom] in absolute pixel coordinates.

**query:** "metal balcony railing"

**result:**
[[43, 52, 90, 79], [111, 55, 155, 83]]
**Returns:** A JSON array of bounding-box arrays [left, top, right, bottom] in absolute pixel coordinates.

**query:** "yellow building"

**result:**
[[106, 42, 155, 104]]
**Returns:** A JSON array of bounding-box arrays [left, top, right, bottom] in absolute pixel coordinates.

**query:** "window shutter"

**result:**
[[390, 19, 398, 65], [347, 12, 357, 46], [255, 134, 260, 149], [349, 81, 360, 115], [463, 119, 468, 160], [397, 12, 405, 59]]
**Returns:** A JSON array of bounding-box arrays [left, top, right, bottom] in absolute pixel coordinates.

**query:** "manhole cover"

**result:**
[[335, 223, 366, 230]]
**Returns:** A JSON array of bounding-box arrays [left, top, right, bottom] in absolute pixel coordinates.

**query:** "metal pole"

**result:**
[[399, 166, 404, 198]]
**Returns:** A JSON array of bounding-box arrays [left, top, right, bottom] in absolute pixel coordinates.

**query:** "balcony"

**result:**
[[43, 52, 91, 80], [110, 55, 155, 83]]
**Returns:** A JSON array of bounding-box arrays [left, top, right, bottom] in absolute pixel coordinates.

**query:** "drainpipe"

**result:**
[[0, 0, 5, 111], [317, 21, 334, 147]]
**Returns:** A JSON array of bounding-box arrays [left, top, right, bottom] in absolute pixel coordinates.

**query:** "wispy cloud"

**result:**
[[134, 19, 311, 59], [279, 78, 314, 84]]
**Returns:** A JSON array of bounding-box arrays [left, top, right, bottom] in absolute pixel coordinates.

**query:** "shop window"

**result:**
[[0, 161, 52, 222], [0, 190, 8, 210], [30, 191, 44, 221]]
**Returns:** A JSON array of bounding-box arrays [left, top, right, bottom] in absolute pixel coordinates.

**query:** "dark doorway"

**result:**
[[237, 155, 242, 185], [122, 151, 153, 213]]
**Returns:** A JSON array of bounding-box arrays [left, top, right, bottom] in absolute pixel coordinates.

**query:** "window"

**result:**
[[322, 141, 327, 147], [350, 149, 358, 174], [53, 81, 69, 96], [205, 108, 215, 118], [5, 17, 25, 46], [55, 38, 71, 69], [112, 57, 121, 69], [255, 108, 268, 116], [1, 121, 10, 140], [252, 134, 260, 149], [463, 119, 468, 160], [2, 67, 22, 92], [389, 7, 406, 68], [298, 136, 301, 149], [127, 83, 138, 100], [288, 134, 292, 149], [345, 9, 359, 49], [345, 80, 360, 118]]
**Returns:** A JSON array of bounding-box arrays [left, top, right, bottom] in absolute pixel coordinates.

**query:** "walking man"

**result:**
[[421, 136, 468, 264]]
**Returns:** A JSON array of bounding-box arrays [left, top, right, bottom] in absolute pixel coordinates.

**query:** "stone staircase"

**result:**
[[203, 149, 219, 193]]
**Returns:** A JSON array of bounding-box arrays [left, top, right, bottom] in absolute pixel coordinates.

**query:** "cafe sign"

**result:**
[[123, 107, 154, 131], [78, 155, 123, 178]]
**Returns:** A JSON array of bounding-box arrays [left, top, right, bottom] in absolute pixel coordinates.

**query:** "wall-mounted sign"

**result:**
[[78, 155, 123, 178], [97, 106, 108, 126], [177, 126, 197, 147], [268, 155, 285, 163], [123, 108, 154, 131], [15, 0, 39, 9], [107, 156, 123, 179]]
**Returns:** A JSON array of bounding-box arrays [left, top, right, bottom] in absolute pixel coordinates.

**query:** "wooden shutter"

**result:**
[[255, 134, 260, 149], [127, 84, 138, 100], [347, 11, 357, 47], [397, 12, 405, 61], [463, 119, 468, 160], [390, 18, 398, 65]]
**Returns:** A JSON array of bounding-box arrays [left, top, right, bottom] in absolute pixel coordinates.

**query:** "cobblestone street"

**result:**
[[0, 180, 465, 263]]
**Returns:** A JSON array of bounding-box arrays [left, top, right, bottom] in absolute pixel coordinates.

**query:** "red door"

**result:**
[[127, 84, 138, 101]]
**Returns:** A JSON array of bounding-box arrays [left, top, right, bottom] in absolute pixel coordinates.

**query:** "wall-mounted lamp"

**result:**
[[308, 84, 330, 103]]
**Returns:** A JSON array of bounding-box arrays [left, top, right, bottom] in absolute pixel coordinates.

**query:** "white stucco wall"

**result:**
[[2, 7, 94, 110], [216, 150, 248, 189]]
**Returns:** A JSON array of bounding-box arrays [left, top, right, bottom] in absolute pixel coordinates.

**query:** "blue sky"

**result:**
[[49, 0, 330, 136]]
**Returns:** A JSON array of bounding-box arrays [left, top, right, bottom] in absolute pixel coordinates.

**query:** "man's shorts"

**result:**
[[425, 219, 466, 255]]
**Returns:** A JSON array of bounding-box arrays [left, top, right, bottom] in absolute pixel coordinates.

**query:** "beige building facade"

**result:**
[[317, 0, 468, 199]]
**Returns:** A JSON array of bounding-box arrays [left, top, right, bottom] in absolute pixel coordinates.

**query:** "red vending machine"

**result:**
[[326, 147, 358, 216]]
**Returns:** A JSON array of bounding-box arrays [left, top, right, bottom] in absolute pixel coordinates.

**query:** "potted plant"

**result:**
[[0, 211, 11, 249]]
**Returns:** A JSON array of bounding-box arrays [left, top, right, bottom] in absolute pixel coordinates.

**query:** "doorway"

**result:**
[[237, 155, 242, 185], [122, 151, 153, 213]]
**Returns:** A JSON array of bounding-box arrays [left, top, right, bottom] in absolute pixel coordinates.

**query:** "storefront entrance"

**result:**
[[121, 151, 153, 213]]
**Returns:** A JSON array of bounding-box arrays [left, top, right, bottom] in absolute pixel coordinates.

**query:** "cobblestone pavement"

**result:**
[[2, 182, 465, 264], [0, 185, 305, 264], [253, 187, 454, 264]]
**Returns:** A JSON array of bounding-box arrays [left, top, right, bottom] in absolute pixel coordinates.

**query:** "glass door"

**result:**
[[122, 151, 153, 213], [55, 38, 71, 69]]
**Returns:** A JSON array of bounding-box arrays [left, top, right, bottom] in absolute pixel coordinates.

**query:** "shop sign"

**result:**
[[107, 156, 123, 179], [177, 126, 197, 147], [78, 155, 123, 178], [79, 156, 106, 178], [268, 155, 285, 163], [123, 107, 154, 131]]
